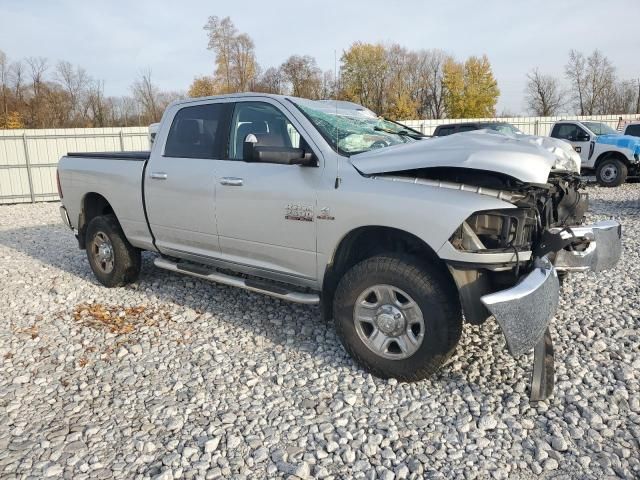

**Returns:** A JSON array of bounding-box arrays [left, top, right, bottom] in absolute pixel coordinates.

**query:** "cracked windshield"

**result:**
[[292, 99, 423, 155]]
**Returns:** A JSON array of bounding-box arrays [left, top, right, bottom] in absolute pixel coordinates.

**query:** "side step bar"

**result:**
[[153, 257, 320, 305]]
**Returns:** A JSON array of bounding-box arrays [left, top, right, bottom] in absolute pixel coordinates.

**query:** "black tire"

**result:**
[[333, 255, 462, 381], [85, 214, 141, 287], [596, 157, 627, 187]]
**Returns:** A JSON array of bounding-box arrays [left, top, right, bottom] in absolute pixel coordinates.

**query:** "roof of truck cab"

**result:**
[[169, 92, 295, 108]]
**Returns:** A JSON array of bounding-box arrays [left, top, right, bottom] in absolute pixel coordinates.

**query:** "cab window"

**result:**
[[229, 102, 302, 160], [625, 124, 640, 137], [164, 103, 231, 159], [552, 124, 587, 141]]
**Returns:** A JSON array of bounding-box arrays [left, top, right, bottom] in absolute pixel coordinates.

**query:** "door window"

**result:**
[[164, 103, 230, 159], [228, 102, 302, 160], [553, 124, 587, 141]]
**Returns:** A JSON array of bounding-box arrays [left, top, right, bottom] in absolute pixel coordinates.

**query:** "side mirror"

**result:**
[[243, 134, 317, 166], [575, 133, 590, 142]]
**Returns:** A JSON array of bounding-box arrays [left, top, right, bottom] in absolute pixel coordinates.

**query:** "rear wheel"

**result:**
[[86, 214, 141, 287], [333, 255, 462, 381], [596, 158, 627, 187]]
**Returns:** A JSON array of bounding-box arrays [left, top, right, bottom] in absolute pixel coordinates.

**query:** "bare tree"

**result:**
[[255, 67, 285, 94], [24, 57, 48, 127], [131, 69, 161, 124], [280, 55, 322, 98], [413, 49, 449, 119], [320, 70, 336, 99], [565, 50, 586, 114], [9, 60, 24, 103], [601, 79, 638, 114], [86, 79, 107, 126], [25, 57, 48, 98], [565, 49, 616, 115], [525, 68, 564, 116], [55, 60, 89, 124]]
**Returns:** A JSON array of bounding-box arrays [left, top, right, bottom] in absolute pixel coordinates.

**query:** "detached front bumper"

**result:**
[[481, 257, 559, 357], [478, 219, 622, 400]]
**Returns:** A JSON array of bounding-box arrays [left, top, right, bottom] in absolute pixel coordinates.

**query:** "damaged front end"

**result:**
[[442, 171, 621, 400], [379, 168, 622, 401]]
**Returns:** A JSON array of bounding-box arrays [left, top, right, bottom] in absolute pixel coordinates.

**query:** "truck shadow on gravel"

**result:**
[[0, 223, 520, 394]]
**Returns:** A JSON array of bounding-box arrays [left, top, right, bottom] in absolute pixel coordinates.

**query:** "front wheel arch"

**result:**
[[321, 226, 456, 321]]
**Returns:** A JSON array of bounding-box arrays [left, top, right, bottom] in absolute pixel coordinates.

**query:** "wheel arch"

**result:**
[[594, 150, 630, 169], [321, 225, 455, 321], [78, 192, 116, 249]]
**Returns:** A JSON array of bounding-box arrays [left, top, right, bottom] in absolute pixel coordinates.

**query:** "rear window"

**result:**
[[164, 103, 230, 159], [625, 124, 640, 137]]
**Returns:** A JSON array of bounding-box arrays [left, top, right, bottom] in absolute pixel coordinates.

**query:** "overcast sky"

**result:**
[[1, 0, 638, 115]]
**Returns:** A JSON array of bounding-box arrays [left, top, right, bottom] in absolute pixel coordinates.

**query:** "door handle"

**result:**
[[220, 177, 243, 186], [150, 172, 168, 180]]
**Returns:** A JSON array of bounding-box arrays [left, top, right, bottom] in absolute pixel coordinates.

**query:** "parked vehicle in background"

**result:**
[[622, 121, 640, 138], [432, 121, 523, 137], [57, 94, 622, 400], [550, 120, 640, 187]]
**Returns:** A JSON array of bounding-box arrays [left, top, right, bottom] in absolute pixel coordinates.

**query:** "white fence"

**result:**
[[0, 127, 149, 204], [1, 113, 639, 204], [402, 113, 640, 136]]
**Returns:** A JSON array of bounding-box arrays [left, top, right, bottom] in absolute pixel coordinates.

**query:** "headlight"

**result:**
[[450, 208, 537, 252]]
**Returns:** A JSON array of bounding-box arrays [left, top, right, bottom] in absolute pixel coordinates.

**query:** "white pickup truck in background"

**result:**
[[549, 120, 640, 186]]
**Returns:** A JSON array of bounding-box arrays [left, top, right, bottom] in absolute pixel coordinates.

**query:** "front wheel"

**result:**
[[596, 158, 627, 187], [333, 255, 462, 381], [85, 214, 141, 287]]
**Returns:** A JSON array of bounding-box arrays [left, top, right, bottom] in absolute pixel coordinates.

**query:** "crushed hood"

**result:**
[[350, 130, 571, 184]]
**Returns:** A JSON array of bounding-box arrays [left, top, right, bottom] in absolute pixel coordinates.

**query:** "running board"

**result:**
[[153, 257, 320, 305]]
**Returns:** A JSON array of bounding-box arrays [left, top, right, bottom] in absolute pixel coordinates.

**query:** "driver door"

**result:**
[[552, 123, 591, 165], [212, 100, 322, 282]]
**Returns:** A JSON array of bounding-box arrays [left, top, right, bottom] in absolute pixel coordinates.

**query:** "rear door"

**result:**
[[212, 99, 322, 282], [144, 101, 232, 258]]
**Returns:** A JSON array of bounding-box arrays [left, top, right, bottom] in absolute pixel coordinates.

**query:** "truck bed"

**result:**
[[66, 151, 150, 161]]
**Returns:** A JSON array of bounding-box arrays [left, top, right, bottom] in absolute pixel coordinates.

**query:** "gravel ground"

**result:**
[[0, 183, 639, 480]]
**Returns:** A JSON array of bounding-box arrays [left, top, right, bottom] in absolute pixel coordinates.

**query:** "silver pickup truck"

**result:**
[[57, 93, 622, 400]]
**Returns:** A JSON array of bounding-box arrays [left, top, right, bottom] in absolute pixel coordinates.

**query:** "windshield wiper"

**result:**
[[373, 126, 423, 139]]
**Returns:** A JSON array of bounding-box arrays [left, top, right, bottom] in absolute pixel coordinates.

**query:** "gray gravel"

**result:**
[[1, 183, 639, 479]]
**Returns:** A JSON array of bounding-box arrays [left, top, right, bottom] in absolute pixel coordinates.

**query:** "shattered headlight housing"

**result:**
[[450, 208, 538, 252]]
